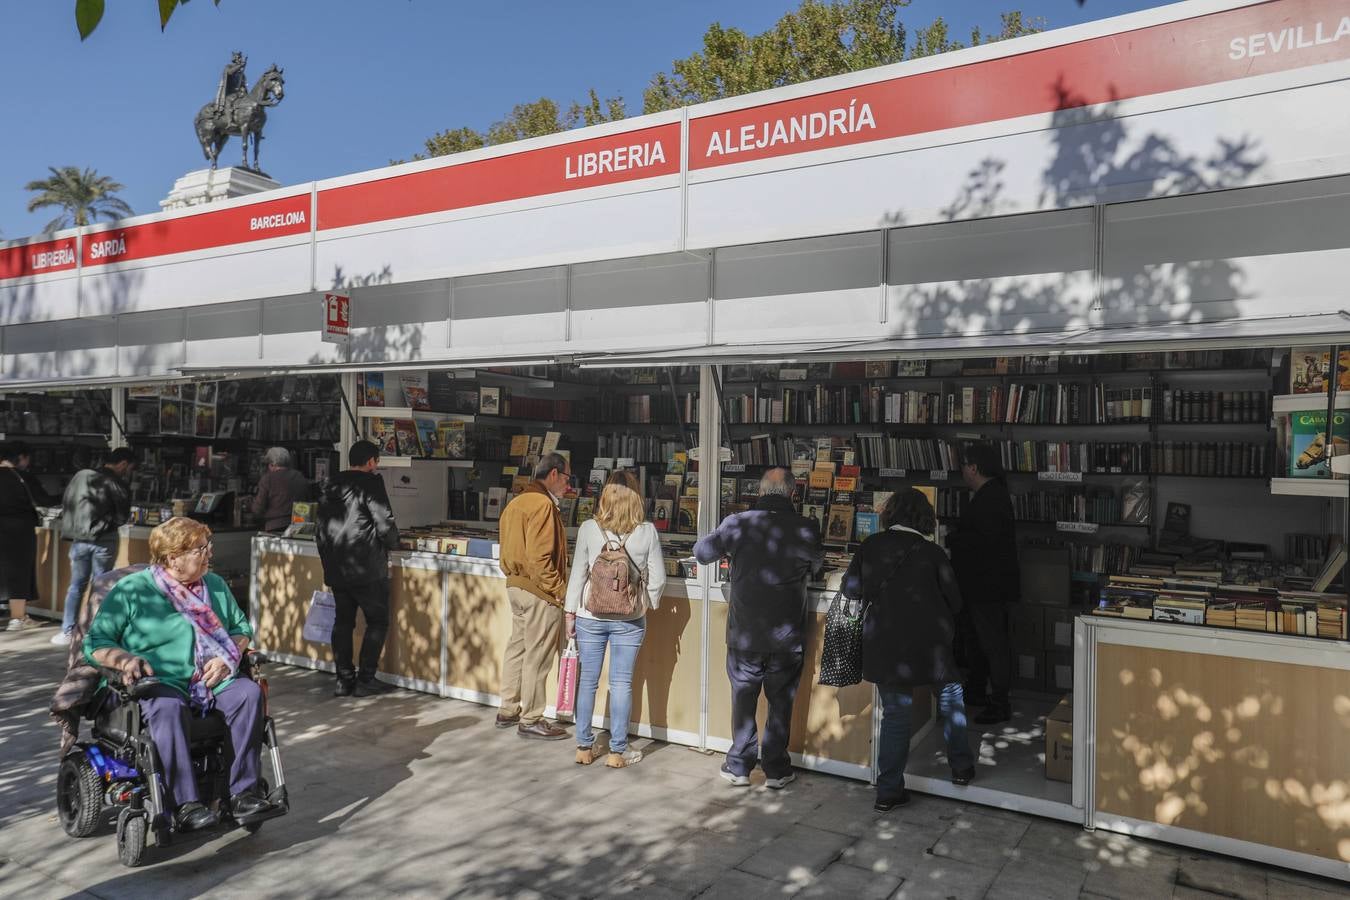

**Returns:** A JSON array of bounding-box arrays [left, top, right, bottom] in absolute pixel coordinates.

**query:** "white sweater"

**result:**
[[564, 519, 667, 620]]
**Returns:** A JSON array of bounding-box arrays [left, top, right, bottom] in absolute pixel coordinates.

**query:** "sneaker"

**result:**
[[874, 791, 910, 812], [50, 631, 72, 646], [606, 749, 643, 769], [764, 771, 796, 790], [6, 617, 33, 632], [719, 763, 750, 787]]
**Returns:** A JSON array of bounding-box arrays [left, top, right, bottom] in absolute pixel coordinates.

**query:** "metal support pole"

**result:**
[[696, 363, 722, 752]]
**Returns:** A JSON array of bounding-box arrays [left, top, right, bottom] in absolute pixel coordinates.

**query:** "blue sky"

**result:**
[[0, 0, 1160, 238]]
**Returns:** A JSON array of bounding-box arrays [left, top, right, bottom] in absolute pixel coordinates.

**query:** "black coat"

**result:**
[[947, 478, 1020, 604], [316, 470, 400, 588], [843, 528, 963, 688], [694, 494, 824, 654]]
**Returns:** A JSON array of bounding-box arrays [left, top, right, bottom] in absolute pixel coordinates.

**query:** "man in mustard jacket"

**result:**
[[496, 452, 572, 739]]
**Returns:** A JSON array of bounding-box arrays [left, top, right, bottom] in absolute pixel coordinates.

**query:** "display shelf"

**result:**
[[357, 407, 474, 422], [1269, 477, 1350, 498], [378, 456, 477, 469], [1272, 393, 1350, 413]]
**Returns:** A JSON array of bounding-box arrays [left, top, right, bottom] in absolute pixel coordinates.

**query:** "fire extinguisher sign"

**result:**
[[322, 292, 351, 344]]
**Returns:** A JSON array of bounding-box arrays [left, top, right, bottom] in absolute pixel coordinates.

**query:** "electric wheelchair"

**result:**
[[56, 652, 289, 867]]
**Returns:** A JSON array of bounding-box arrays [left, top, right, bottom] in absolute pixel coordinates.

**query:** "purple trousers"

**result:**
[[136, 679, 264, 809]]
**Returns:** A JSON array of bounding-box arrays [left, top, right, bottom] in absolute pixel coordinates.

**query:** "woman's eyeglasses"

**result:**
[[182, 542, 213, 558]]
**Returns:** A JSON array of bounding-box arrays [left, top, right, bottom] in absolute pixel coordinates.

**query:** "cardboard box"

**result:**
[[1012, 651, 1043, 692], [1045, 693, 1073, 783], [1043, 649, 1074, 693], [1043, 608, 1076, 650], [1010, 604, 1046, 652]]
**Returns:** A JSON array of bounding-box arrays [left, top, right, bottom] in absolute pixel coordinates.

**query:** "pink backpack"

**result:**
[[586, 532, 643, 616]]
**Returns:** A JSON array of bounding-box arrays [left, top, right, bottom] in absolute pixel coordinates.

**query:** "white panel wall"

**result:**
[[77, 244, 311, 320], [1103, 176, 1350, 326], [4, 321, 62, 380], [348, 280, 450, 363], [117, 309, 185, 377], [0, 273, 80, 324], [712, 233, 882, 344], [186, 301, 263, 369], [885, 208, 1097, 339], [57, 318, 118, 379], [450, 267, 567, 353], [686, 79, 1350, 250], [260, 293, 346, 366], [567, 251, 710, 351], [315, 188, 683, 290]]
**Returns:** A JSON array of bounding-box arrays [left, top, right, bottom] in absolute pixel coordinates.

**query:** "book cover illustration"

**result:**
[[855, 511, 881, 541], [364, 373, 387, 407], [453, 389, 480, 414], [509, 435, 530, 458], [801, 504, 826, 531], [1290, 410, 1350, 478], [542, 431, 562, 455], [558, 496, 577, 527], [194, 403, 216, 438], [575, 497, 596, 526], [1290, 348, 1350, 394], [677, 497, 699, 533], [652, 499, 673, 532], [217, 415, 236, 439], [479, 386, 501, 415], [415, 417, 443, 458], [825, 505, 854, 545], [485, 487, 507, 520], [159, 399, 182, 434], [368, 418, 398, 456], [588, 469, 608, 495], [394, 419, 422, 457], [400, 373, 431, 411], [438, 420, 467, 459], [864, 361, 892, 379]]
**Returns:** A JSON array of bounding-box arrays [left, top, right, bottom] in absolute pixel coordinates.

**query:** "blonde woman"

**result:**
[[564, 471, 665, 768]]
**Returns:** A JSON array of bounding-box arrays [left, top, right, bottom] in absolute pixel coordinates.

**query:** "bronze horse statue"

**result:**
[[194, 64, 285, 172]]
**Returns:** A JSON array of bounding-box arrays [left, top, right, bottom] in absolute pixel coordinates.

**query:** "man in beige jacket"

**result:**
[[496, 452, 571, 739]]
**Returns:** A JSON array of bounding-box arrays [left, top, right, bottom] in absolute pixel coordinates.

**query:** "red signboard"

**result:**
[[0, 236, 79, 280], [690, 0, 1350, 170], [317, 122, 682, 232], [81, 193, 312, 269], [322, 292, 350, 344]]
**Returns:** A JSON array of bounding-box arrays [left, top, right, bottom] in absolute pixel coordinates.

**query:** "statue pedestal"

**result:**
[[160, 167, 280, 211]]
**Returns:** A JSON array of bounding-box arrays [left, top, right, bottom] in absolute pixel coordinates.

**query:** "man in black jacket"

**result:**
[[695, 467, 823, 789], [317, 440, 401, 697], [948, 442, 1020, 725]]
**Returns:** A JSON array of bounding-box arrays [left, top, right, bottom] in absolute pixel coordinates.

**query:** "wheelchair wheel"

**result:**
[[117, 809, 148, 867], [57, 753, 103, 838]]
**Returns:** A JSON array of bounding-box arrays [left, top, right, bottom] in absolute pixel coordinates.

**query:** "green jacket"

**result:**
[[83, 569, 252, 699]]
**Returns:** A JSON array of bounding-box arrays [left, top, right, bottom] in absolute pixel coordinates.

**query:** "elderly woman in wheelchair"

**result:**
[[56, 516, 287, 865]]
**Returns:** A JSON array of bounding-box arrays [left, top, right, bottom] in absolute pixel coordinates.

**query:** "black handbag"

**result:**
[[818, 542, 915, 688]]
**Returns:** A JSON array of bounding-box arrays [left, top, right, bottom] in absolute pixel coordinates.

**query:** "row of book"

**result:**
[[1094, 574, 1348, 640], [1160, 390, 1268, 424], [994, 440, 1269, 476], [594, 433, 687, 464], [365, 417, 468, 458], [934, 486, 1143, 526]]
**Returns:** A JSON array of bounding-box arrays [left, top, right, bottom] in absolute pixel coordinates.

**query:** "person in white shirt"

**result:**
[[564, 471, 666, 768]]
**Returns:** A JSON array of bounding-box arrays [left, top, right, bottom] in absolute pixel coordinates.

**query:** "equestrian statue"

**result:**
[[194, 52, 286, 173]]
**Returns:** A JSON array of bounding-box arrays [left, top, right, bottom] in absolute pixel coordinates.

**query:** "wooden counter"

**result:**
[[1076, 616, 1350, 883]]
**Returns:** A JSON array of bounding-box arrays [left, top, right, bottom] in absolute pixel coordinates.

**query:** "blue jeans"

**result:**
[[62, 539, 117, 635], [877, 682, 975, 801], [574, 616, 646, 753]]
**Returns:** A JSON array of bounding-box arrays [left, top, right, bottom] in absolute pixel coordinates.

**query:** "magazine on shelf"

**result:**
[[394, 419, 422, 457], [652, 499, 673, 532], [399, 373, 430, 411], [364, 373, 386, 407]]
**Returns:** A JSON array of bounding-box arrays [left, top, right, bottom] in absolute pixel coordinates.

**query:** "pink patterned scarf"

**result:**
[[150, 566, 241, 712]]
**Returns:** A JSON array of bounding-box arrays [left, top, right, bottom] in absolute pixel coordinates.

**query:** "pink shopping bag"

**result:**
[[555, 638, 579, 719]]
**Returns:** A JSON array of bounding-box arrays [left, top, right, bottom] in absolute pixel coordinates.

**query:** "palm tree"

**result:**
[[24, 166, 134, 232]]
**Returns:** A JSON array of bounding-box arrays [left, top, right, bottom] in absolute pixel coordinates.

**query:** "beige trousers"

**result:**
[[499, 587, 563, 725]]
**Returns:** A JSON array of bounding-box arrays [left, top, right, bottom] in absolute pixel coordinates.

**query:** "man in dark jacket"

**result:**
[[54, 447, 134, 645], [948, 442, 1020, 725], [695, 467, 823, 789], [317, 440, 401, 697]]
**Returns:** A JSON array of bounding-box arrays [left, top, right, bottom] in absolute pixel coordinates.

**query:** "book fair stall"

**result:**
[[2, 0, 1349, 880]]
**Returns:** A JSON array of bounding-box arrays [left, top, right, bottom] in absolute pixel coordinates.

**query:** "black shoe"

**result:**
[[174, 801, 219, 832], [874, 791, 910, 812], [952, 767, 976, 786], [974, 704, 1011, 725], [355, 676, 396, 696], [334, 677, 356, 697], [229, 791, 272, 819]]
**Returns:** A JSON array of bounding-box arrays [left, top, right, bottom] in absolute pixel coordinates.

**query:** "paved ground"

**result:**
[[1, 622, 1343, 899]]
